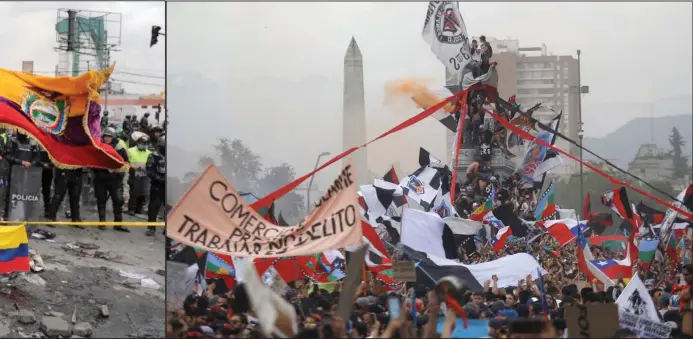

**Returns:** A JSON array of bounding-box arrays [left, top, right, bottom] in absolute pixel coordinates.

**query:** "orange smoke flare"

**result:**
[[385, 79, 456, 113]]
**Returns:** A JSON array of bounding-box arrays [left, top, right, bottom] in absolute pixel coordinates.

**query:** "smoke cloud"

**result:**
[[385, 79, 456, 114]]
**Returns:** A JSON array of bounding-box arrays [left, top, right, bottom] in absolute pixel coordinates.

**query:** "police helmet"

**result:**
[[103, 127, 117, 138], [158, 136, 166, 148], [150, 124, 164, 133]]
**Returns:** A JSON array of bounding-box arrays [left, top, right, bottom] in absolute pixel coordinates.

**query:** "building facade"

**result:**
[[627, 144, 675, 182]]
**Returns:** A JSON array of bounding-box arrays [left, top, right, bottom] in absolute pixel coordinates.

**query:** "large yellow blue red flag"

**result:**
[[0, 225, 30, 274], [0, 66, 127, 170]]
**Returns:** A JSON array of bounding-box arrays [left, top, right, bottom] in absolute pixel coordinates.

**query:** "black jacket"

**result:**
[[94, 140, 129, 180], [4, 137, 40, 166], [146, 151, 166, 184]]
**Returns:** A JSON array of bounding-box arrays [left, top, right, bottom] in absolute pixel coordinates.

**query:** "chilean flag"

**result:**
[[588, 259, 632, 280], [584, 224, 638, 285], [541, 219, 590, 247], [576, 226, 614, 286], [491, 226, 512, 252]]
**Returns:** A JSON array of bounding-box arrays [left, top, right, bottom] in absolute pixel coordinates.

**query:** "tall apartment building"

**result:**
[[447, 37, 581, 176]]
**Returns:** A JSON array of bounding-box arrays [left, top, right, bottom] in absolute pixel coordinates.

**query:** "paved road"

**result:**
[[0, 205, 166, 338]]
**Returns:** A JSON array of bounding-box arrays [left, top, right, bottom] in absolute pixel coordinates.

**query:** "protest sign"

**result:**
[[615, 275, 659, 320], [565, 304, 619, 338], [8, 165, 42, 222], [167, 162, 362, 258], [618, 311, 671, 338], [335, 245, 367, 321], [392, 261, 417, 282], [436, 319, 489, 338]]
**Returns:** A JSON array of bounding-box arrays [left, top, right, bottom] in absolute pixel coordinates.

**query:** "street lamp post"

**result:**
[[306, 152, 331, 212], [577, 49, 585, 218]]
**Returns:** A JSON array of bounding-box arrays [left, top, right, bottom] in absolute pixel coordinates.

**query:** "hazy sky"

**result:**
[[0, 1, 165, 95], [168, 2, 692, 192]]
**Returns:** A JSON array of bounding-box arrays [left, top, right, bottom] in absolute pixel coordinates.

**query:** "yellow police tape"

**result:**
[[0, 221, 165, 227]]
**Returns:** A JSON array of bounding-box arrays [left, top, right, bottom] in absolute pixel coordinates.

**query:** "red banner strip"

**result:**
[[589, 235, 626, 245], [450, 99, 467, 204], [486, 109, 693, 220], [250, 94, 457, 211]]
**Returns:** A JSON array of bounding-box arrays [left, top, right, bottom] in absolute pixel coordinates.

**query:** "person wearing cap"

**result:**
[[93, 127, 130, 232], [127, 134, 152, 216]]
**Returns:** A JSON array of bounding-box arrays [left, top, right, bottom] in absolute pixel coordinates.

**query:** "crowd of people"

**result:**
[[167, 173, 692, 338], [167, 249, 692, 338], [0, 111, 167, 236]]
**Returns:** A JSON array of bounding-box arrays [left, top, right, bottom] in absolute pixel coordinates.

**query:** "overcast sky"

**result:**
[[168, 2, 692, 192], [0, 1, 164, 95]]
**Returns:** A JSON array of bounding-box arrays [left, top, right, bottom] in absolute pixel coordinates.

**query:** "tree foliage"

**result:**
[[669, 127, 689, 179], [257, 163, 305, 222], [553, 169, 676, 219], [186, 139, 304, 221]]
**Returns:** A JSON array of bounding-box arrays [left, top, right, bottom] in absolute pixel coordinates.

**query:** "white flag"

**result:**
[[237, 257, 298, 338], [615, 275, 659, 321], [422, 1, 472, 72]]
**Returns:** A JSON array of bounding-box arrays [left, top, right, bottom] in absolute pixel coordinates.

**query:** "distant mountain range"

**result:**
[[582, 114, 692, 168]]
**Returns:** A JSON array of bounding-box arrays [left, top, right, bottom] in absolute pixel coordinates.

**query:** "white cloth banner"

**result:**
[[557, 208, 577, 220], [444, 217, 483, 235], [618, 312, 671, 338], [428, 252, 548, 289]]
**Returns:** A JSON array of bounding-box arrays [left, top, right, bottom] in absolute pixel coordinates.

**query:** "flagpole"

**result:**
[[577, 49, 585, 220]]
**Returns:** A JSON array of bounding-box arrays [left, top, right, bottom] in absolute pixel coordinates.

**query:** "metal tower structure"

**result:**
[[54, 9, 122, 77]]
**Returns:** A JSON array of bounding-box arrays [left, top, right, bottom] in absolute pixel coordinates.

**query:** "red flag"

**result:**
[[601, 187, 633, 221]]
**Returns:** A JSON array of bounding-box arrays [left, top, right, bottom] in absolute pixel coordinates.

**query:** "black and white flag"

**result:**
[[431, 166, 460, 218], [615, 275, 659, 321], [401, 208, 458, 261], [375, 215, 402, 245], [422, 1, 472, 73], [400, 148, 447, 211]]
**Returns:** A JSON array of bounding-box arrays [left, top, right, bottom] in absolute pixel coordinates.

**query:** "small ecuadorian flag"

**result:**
[[0, 225, 30, 274]]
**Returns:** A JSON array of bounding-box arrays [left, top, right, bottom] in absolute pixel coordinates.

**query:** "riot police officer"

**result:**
[[139, 113, 151, 132], [47, 167, 84, 226], [148, 124, 164, 151], [39, 147, 53, 218], [0, 129, 9, 219], [146, 136, 166, 236], [94, 127, 130, 232], [4, 131, 41, 219], [127, 135, 152, 215]]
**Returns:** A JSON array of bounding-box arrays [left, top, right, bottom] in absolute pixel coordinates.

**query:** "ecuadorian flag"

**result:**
[[0, 66, 126, 170], [0, 225, 30, 274]]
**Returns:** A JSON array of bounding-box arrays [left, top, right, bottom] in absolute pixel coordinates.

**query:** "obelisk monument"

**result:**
[[343, 37, 368, 184]]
